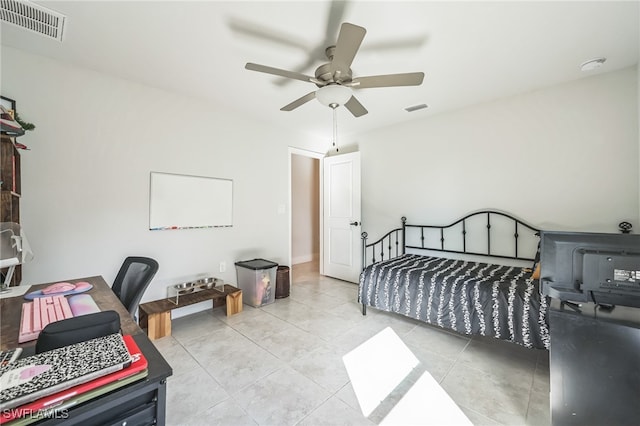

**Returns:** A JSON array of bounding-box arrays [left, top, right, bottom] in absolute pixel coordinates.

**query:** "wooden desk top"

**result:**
[[0, 275, 142, 351]]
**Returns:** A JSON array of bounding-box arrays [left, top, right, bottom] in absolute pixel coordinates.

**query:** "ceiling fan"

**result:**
[[244, 22, 425, 118], [230, 0, 348, 86]]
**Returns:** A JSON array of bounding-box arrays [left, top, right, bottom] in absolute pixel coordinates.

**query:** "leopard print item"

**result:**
[[0, 333, 132, 409]]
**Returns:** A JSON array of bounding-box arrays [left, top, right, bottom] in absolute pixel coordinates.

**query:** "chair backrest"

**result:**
[[36, 310, 121, 353], [112, 256, 159, 318]]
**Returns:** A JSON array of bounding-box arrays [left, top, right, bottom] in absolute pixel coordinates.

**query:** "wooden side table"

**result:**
[[139, 284, 242, 340]]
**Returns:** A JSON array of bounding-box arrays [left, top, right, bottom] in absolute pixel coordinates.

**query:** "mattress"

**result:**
[[359, 254, 550, 349]]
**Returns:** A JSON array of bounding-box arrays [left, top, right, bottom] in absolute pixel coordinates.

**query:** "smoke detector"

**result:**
[[0, 0, 66, 42], [580, 57, 606, 72]]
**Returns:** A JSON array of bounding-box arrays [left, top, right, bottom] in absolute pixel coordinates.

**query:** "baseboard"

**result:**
[[292, 252, 319, 265], [292, 254, 313, 265]]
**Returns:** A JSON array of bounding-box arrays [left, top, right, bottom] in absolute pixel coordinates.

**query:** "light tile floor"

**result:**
[[153, 261, 550, 426]]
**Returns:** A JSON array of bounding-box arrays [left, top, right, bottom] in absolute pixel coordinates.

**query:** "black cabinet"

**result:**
[[549, 302, 640, 425]]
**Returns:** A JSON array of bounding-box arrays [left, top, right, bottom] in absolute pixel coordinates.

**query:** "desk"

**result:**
[[0, 276, 173, 425]]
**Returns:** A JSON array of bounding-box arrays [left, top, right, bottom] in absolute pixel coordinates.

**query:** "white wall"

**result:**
[[3, 46, 638, 311], [2, 47, 326, 309], [352, 66, 639, 241], [291, 154, 319, 264]]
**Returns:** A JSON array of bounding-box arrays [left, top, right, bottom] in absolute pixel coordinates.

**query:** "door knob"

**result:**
[[350, 221, 360, 226]]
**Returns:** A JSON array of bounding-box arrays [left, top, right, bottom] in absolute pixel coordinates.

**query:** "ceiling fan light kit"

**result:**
[[316, 85, 352, 107]]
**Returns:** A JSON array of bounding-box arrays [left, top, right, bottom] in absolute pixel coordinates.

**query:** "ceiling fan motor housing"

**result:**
[[315, 62, 352, 86]]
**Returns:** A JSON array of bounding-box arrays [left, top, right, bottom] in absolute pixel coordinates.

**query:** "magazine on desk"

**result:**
[[0, 333, 132, 411], [0, 335, 147, 424]]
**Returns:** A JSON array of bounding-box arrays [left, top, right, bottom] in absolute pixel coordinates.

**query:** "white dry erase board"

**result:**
[[149, 172, 233, 230]]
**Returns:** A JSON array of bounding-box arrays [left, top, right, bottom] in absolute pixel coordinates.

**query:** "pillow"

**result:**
[[532, 239, 541, 269], [531, 263, 540, 280], [530, 237, 541, 279]]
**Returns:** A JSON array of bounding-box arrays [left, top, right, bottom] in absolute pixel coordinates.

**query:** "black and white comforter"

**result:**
[[359, 254, 550, 349]]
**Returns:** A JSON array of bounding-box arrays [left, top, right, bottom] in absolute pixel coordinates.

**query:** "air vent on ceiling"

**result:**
[[405, 103, 428, 112], [0, 0, 66, 42]]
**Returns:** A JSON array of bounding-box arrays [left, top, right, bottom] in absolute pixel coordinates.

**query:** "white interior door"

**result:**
[[322, 152, 361, 283]]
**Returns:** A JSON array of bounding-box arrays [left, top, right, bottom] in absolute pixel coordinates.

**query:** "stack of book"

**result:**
[[0, 334, 148, 425]]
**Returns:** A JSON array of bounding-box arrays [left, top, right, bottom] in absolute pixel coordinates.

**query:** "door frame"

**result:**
[[288, 147, 325, 280]]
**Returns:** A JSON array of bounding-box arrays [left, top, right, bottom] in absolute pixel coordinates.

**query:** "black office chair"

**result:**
[[112, 256, 159, 320], [36, 310, 121, 353]]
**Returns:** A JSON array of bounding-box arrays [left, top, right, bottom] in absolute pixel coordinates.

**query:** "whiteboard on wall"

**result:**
[[149, 172, 233, 230]]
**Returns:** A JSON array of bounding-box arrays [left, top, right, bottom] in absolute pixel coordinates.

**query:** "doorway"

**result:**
[[290, 149, 322, 281]]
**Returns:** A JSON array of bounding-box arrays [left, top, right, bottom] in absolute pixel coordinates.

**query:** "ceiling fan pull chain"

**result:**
[[332, 106, 339, 152]]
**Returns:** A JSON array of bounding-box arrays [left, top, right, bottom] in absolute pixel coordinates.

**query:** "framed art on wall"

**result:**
[[0, 96, 16, 116], [0, 96, 24, 137]]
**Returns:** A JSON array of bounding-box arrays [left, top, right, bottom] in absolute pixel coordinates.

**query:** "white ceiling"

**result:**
[[2, 1, 639, 140]]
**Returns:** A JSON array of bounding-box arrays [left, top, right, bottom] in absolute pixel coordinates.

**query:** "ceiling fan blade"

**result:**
[[245, 63, 315, 84], [274, 56, 319, 86], [351, 72, 425, 89], [324, 0, 349, 44], [229, 18, 309, 52], [331, 23, 366, 73], [344, 96, 368, 117], [362, 35, 427, 53], [281, 92, 317, 111]]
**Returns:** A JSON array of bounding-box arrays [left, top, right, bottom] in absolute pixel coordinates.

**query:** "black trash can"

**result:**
[[276, 266, 290, 299]]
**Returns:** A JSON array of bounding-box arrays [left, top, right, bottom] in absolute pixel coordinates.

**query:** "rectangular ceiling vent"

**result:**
[[404, 104, 429, 113], [0, 0, 66, 42]]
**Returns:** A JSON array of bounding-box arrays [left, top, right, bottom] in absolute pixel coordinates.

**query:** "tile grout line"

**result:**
[[439, 336, 472, 384]]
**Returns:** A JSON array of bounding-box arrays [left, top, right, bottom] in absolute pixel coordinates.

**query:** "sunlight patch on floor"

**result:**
[[342, 327, 418, 416], [343, 327, 472, 425], [380, 370, 472, 425]]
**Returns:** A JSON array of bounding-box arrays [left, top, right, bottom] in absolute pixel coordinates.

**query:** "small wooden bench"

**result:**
[[139, 284, 242, 340]]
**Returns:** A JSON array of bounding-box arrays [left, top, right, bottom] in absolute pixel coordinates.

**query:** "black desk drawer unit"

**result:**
[[107, 401, 159, 426]]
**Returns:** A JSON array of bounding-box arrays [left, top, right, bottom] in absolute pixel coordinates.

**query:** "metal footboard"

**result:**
[[361, 218, 406, 270]]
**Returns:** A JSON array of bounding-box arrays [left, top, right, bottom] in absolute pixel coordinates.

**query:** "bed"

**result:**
[[359, 211, 550, 349]]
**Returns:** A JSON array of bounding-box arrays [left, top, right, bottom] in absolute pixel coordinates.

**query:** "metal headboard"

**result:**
[[362, 210, 540, 268]]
